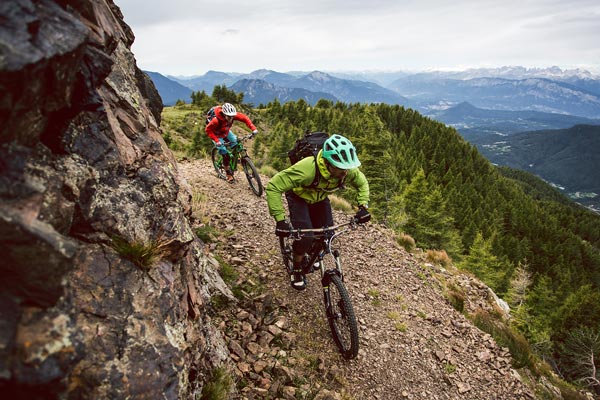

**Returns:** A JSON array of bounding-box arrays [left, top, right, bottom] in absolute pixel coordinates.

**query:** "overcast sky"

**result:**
[[115, 0, 600, 77]]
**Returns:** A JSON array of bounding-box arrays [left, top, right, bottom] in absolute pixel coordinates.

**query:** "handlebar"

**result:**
[[214, 133, 256, 148], [276, 217, 362, 238]]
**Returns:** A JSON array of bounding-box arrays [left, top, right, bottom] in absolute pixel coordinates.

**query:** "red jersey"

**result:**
[[205, 106, 257, 142]]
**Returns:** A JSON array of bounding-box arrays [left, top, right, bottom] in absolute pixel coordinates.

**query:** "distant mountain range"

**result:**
[[144, 71, 192, 106], [431, 102, 600, 139], [388, 76, 600, 119], [161, 68, 410, 106], [148, 67, 600, 120], [146, 66, 600, 212], [229, 79, 337, 105]]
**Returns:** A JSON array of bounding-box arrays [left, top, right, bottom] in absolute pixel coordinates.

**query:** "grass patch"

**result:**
[[329, 195, 353, 213], [445, 286, 466, 313], [214, 255, 238, 286], [394, 322, 407, 332], [386, 311, 401, 321], [386, 311, 407, 331], [195, 225, 219, 243], [444, 363, 456, 374], [192, 190, 216, 225], [259, 164, 278, 177], [200, 366, 233, 400], [368, 288, 382, 306], [111, 235, 171, 270], [471, 310, 534, 369]]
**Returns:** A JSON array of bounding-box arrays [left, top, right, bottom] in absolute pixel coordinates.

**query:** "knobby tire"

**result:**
[[326, 273, 359, 359], [241, 156, 263, 196]]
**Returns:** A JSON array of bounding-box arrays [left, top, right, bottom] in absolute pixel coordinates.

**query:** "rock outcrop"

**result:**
[[0, 1, 230, 398]]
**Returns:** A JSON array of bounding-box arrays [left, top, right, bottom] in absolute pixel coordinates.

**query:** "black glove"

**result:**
[[354, 206, 371, 224], [276, 220, 292, 237]]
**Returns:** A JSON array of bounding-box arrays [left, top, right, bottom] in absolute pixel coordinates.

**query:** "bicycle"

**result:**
[[211, 133, 263, 196], [278, 218, 361, 359]]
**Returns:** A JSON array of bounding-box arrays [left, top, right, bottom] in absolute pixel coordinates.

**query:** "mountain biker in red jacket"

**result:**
[[206, 103, 258, 182]]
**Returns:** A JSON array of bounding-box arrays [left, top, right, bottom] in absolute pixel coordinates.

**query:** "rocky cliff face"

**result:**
[[0, 1, 230, 398]]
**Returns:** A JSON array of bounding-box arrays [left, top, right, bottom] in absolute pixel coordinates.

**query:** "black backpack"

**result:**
[[287, 131, 329, 188], [205, 106, 216, 125]]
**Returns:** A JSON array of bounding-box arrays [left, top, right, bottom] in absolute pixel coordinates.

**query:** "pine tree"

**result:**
[[412, 187, 462, 257], [351, 107, 398, 220], [506, 261, 532, 310], [461, 232, 506, 292]]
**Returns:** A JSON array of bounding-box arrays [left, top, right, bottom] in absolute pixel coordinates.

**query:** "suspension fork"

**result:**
[[321, 268, 340, 315]]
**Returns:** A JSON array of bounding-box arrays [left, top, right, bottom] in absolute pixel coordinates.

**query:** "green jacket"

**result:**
[[266, 150, 370, 222]]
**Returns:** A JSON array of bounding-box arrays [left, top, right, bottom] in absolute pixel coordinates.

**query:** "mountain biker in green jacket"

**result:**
[[266, 134, 371, 290]]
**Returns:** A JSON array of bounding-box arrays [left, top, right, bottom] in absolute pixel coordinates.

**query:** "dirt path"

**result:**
[[180, 158, 535, 400]]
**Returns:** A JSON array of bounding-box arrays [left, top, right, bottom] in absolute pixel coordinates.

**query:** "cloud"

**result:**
[[116, 0, 600, 76]]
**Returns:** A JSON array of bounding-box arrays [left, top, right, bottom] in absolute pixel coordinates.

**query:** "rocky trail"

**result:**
[[180, 159, 536, 400]]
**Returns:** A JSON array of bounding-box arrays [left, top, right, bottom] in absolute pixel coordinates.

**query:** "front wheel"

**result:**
[[279, 236, 293, 275], [211, 148, 226, 180], [241, 156, 263, 196], [325, 273, 359, 359]]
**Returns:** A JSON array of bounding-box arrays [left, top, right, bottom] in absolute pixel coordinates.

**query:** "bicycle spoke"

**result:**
[[326, 274, 359, 359]]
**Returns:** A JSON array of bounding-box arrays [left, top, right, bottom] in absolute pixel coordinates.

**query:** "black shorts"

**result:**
[[285, 192, 334, 254]]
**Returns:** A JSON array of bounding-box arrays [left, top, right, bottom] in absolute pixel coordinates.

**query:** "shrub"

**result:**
[[396, 232, 416, 252], [426, 249, 452, 267]]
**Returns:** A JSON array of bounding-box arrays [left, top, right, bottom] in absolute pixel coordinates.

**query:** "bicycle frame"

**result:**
[[212, 133, 264, 196], [216, 134, 252, 172], [289, 221, 356, 281]]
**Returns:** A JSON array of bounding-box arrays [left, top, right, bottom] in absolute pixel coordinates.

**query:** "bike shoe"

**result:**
[[290, 272, 307, 291], [225, 172, 234, 183]]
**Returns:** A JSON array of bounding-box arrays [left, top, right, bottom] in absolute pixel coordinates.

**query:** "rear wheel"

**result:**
[[211, 148, 226, 180], [325, 273, 359, 359], [241, 156, 263, 196]]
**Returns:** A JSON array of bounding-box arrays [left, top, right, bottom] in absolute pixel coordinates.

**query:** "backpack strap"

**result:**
[[305, 156, 346, 190], [308, 156, 321, 188]]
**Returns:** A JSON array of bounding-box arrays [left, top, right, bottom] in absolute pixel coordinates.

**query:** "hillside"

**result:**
[[470, 124, 600, 212], [180, 159, 543, 399]]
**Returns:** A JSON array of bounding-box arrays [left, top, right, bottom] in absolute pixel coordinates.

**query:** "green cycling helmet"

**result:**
[[322, 134, 361, 169]]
